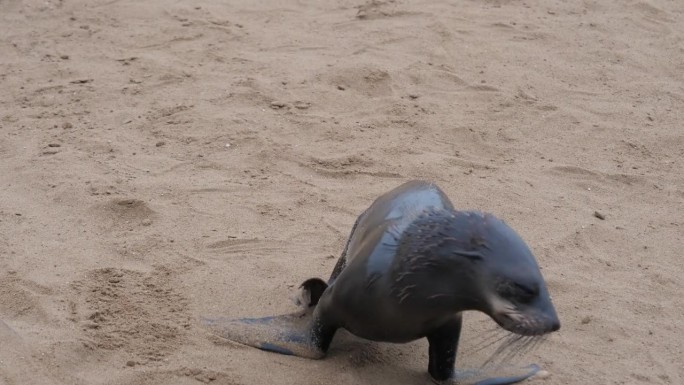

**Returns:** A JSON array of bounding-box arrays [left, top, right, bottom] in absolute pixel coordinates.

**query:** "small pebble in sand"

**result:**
[[141, 219, 152, 226], [126, 360, 136, 367], [155, 141, 166, 147], [594, 211, 605, 220], [533, 370, 551, 380], [60, 55, 69, 60], [62, 122, 73, 129], [581, 316, 591, 324], [48, 143, 61, 147], [270, 101, 287, 109]]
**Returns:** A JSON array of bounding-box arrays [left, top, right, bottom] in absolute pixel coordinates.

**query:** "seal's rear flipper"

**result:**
[[202, 311, 325, 359], [435, 364, 540, 385]]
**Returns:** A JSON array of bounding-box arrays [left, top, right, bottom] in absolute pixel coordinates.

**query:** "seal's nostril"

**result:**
[[551, 319, 560, 332]]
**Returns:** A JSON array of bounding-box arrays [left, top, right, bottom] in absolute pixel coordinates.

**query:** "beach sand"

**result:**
[[1, 0, 682, 384]]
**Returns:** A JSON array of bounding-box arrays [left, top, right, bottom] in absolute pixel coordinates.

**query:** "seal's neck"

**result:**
[[388, 208, 484, 312]]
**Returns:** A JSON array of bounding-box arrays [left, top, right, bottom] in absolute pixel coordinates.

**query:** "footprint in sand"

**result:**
[[71, 267, 191, 364], [322, 66, 394, 98], [92, 198, 156, 229]]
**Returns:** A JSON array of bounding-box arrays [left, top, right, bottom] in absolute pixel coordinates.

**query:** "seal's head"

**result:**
[[395, 209, 560, 336], [466, 212, 560, 336]]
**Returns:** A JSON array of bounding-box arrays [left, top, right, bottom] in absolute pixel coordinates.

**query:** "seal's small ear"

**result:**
[[297, 278, 328, 307]]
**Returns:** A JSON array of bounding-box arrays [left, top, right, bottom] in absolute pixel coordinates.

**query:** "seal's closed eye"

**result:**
[[454, 250, 484, 262], [496, 282, 539, 304], [513, 283, 539, 304]]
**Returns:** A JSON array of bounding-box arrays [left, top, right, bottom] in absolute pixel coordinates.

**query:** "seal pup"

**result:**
[[204, 180, 560, 384]]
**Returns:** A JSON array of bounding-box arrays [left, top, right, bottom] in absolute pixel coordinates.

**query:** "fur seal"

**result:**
[[204, 180, 560, 384]]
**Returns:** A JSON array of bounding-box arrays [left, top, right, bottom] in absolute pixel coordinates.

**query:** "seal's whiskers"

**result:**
[[479, 334, 547, 370], [523, 335, 547, 357], [498, 336, 534, 364], [481, 334, 526, 368], [518, 336, 538, 358], [467, 328, 511, 354]]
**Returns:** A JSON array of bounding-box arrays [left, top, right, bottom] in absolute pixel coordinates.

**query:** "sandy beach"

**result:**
[[1, 0, 683, 384]]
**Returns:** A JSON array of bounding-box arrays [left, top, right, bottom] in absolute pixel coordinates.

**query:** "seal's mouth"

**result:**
[[492, 310, 560, 336]]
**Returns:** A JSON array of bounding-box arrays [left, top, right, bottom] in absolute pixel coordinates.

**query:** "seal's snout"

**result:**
[[539, 315, 561, 334], [489, 298, 561, 336], [539, 296, 561, 333], [497, 314, 560, 336], [550, 318, 560, 332]]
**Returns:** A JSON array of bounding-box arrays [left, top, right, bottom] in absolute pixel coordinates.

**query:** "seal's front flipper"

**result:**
[[438, 364, 540, 385], [431, 364, 540, 385], [202, 311, 325, 359], [427, 318, 540, 385]]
